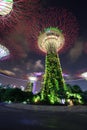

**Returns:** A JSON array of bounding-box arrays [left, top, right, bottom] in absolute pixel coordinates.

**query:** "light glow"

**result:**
[[0, 0, 13, 16], [80, 72, 87, 80], [28, 76, 37, 82]]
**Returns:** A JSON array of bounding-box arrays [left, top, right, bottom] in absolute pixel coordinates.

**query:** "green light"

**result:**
[[33, 96, 40, 103], [44, 27, 62, 33], [4, 0, 13, 2]]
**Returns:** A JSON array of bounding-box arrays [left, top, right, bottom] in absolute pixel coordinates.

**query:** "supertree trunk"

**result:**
[[40, 51, 67, 104]]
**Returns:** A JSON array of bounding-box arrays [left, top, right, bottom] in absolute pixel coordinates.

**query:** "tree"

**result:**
[[0, 87, 6, 102], [3, 88, 25, 102], [40, 52, 67, 104], [71, 85, 83, 93]]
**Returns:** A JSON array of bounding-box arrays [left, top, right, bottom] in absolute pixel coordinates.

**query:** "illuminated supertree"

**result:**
[[0, 43, 10, 60], [29, 8, 79, 104], [0, 0, 29, 34], [0, 0, 42, 60], [0, 36, 27, 61]]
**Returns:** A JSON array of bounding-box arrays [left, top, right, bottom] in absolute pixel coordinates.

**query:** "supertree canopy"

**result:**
[[0, 0, 13, 16], [0, 43, 10, 60], [38, 27, 65, 53], [0, 35, 27, 60], [0, 0, 28, 33], [32, 8, 79, 53], [0, 0, 41, 60], [30, 8, 79, 104]]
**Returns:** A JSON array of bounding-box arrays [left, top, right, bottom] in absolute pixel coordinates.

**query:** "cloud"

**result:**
[[12, 67, 22, 72], [26, 59, 44, 72], [0, 69, 15, 76], [26, 62, 33, 71], [68, 40, 83, 62], [34, 60, 44, 71], [84, 42, 87, 54]]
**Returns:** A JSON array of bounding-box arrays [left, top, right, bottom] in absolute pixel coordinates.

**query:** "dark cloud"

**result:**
[[67, 39, 84, 63]]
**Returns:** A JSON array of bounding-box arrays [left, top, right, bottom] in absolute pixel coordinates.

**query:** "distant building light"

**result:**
[[20, 86, 25, 91], [0, 83, 2, 85], [28, 76, 37, 82], [62, 73, 69, 77], [81, 72, 87, 80], [34, 72, 43, 76], [13, 85, 16, 88]]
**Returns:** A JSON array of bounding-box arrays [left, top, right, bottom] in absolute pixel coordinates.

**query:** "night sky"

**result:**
[[0, 0, 87, 90]]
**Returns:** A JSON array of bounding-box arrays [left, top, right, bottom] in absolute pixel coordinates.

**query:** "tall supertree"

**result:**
[[0, 43, 10, 61], [26, 8, 79, 104]]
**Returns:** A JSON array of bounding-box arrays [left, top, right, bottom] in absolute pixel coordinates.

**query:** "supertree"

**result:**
[[0, 43, 10, 60], [0, 36, 28, 61], [0, 0, 29, 34], [0, 0, 42, 60], [0, 0, 42, 59], [27, 8, 79, 104]]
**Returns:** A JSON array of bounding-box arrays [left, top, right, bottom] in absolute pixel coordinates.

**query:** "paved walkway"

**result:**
[[4, 103, 87, 112], [0, 103, 87, 130]]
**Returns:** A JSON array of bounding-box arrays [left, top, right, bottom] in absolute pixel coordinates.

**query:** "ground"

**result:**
[[0, 103, 87, 130]]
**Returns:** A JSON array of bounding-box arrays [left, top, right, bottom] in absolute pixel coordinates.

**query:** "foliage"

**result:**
[[81, 90, 87, 105], [0, 83, 87, 105], [0, 87, 33, 103], [65, 84, 85, 105], [39, 51, 67, 104], [71, 85, 83, 93], [0, 87, 6, 102]]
